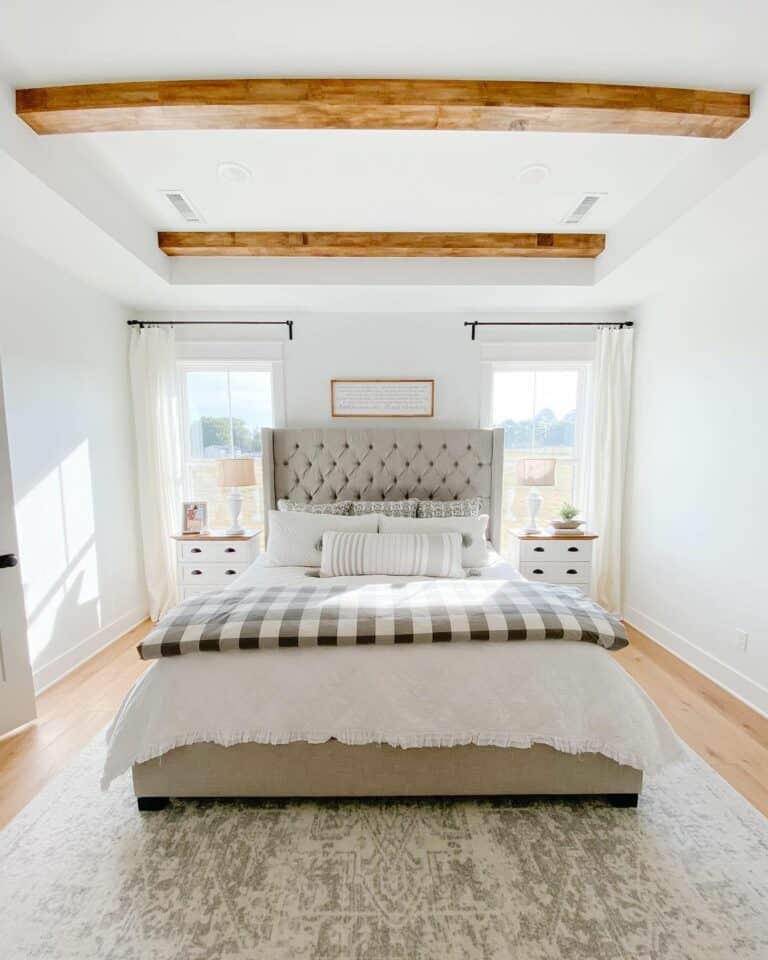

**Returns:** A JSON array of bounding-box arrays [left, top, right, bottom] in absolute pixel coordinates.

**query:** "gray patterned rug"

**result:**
[[1, 737, 767, 960]]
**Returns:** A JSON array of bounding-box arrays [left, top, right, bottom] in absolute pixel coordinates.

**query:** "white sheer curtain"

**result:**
[[129, 326, 183, 620], [586, 326, 634, 614]]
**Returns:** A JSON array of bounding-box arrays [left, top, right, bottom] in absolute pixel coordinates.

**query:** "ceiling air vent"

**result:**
[[563, 193, 603, 225], [161, 190, 203, 223]]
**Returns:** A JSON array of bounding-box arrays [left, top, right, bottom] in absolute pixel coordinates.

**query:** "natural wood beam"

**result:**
[[17, 79, 749, 138], [157, 231, 606, 258]]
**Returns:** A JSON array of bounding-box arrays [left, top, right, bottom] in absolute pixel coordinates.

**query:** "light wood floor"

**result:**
[[1, 620, 766, 830]]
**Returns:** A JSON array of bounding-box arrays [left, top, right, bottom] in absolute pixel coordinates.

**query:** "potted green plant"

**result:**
[[550, 502, 584, 531]]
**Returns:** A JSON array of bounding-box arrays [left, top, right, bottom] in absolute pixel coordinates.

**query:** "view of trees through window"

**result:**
[[182, 368, 272, 531], [493, 368, 585, 551]]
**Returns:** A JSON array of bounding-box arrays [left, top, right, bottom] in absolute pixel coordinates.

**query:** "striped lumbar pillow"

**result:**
[[320, 531, 464, 579]]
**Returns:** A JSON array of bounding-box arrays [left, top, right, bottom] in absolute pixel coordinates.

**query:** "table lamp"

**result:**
[[516, 459, 556, 534], [216, 457, 256, 535]]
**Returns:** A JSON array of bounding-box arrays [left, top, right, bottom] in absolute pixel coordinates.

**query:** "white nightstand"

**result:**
[[173, 530, 261, 600], [509, 529, 598, 594]]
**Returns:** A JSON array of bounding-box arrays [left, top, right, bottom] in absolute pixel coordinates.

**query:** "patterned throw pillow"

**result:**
[[277, 499, 353, 515], [417, 497, 483, 519], [349, 499, 419, 517], [320, 531, 464, 579]]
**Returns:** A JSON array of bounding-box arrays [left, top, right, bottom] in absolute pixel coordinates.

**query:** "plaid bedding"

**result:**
[[138, 580, 627, 660]]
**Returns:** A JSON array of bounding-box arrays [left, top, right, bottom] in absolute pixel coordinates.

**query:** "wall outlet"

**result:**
[[735, 629, 749, 652]]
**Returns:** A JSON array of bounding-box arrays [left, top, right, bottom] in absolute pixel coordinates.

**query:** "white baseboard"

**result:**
[[624, 606, 768, 720], [33, 605, 148, 694]]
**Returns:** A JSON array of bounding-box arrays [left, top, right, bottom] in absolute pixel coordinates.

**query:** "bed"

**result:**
[[105, 427, 683, 809]]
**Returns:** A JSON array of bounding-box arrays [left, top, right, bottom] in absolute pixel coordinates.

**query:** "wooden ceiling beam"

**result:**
[[17, 79, 749, 138], [157, 231, 606, 258]]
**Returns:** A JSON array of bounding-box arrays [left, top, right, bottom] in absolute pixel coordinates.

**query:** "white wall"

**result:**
[[148, 309, 624, 429], [0, 236, 146, 691], [624, 151, 768, 716]]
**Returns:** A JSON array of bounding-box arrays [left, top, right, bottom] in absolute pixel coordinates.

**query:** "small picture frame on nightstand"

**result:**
[[182, 501, 208, 535]]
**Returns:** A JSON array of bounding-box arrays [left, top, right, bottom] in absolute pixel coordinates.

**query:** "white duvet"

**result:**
[[102, 552, 684, 788]]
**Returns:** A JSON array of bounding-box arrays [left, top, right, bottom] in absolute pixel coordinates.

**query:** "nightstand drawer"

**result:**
[[180, 540, 254, 562], [181, 562, 249, 586], [182, 587, 216, 600], [520, 561, 590, 585], [520, 540, 593, 563]]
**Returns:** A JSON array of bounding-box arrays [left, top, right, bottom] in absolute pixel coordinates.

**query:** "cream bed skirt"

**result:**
[[132, 740, 642, 801]]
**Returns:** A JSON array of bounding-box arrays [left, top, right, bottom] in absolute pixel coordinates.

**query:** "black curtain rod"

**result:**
[[464, 320, 633, 341], [127, 319, 294, 340]]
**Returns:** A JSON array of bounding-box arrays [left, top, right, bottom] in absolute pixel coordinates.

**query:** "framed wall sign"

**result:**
[[330, 379, 435, 418]]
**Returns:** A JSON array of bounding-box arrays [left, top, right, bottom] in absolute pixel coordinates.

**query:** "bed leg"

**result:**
[[607, 793, 639, 808], [137, 796, 169, 812]]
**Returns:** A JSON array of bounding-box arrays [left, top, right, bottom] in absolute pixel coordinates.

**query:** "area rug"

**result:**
[[1, 738, 767, 960]]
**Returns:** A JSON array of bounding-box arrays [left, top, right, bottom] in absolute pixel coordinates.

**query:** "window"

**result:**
[[178, 362, 275, 531], [491, 363, 590, 552]]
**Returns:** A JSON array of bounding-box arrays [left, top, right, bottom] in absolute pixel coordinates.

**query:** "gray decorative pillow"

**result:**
[[417, 497, 483, 518], [277, 499, 353, 515], [349, 499, 419, 517]]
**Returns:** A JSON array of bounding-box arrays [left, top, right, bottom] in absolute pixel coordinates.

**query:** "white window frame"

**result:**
[[484, 359, 593, 514], [176, 358, 283, 500]]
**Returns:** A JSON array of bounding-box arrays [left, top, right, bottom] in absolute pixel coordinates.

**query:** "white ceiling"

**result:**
[[0, 0, 766, 313], [1, 1, 766, 91], [85, 129, 700, 233]]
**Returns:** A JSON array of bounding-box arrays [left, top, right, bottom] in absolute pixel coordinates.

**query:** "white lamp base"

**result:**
[[523, 488, 544, 534], [226, 489, 245, 535]]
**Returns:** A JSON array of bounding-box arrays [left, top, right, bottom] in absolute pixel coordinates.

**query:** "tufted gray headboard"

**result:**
[[261, 427, 505, 549]]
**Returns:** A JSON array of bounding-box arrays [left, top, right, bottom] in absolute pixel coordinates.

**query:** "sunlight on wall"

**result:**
[[14, 440, 101, 668]]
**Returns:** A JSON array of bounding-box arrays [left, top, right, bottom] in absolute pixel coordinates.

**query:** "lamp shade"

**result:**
[[515, 458, 557, 486], [216, 457, 257, 488]]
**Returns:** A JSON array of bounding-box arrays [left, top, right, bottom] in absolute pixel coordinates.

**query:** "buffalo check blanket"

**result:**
[[138, 580, 627, 660]]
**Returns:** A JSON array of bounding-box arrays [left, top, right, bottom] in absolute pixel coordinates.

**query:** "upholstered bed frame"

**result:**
[[133, 427, 641, 809], [260, 426, 506, 549]]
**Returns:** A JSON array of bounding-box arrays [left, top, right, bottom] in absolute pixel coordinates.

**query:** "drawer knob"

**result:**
[[225, 547, 236, 553], [191, 569, 202, 576], [533, 546, 545, 552], [566, 569, 578, 575], [532, 568, 544, 575], [191, 547, 202, 554], [567, 547, 579, 553], [225, 569, 237, 576]]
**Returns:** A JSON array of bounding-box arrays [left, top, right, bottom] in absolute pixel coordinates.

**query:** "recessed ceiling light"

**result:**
[[518, 163, 551, 186], [217, 161, 253, 185]]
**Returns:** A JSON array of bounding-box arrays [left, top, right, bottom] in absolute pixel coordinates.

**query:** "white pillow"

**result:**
[[265, 511, 379, 567], [380, 515, 490, 568], [320, 531, 464, 579]]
